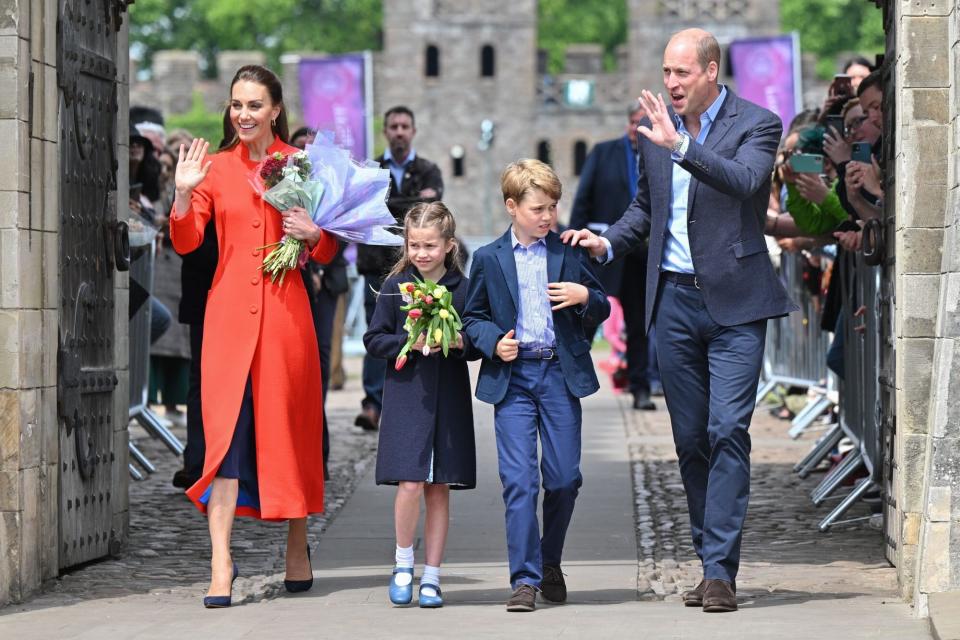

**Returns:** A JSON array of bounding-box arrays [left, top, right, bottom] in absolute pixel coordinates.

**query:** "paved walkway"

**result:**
[[0, 358, 931, 639]]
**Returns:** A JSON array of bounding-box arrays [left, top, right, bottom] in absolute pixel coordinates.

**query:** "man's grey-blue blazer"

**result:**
[[603, 90, 797, 331]]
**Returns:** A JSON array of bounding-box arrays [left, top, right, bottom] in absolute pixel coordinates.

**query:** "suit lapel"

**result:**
[[686, 91, 738, 219], [546, 232, 564, 283], [494, 229, 519, 312]]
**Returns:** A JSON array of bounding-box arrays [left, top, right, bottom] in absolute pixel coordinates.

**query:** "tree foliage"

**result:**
[[129, 0, 382, 78], [538, 0, 627, 74], [166, 92, 224, 146], [780, 0, 884, 79]]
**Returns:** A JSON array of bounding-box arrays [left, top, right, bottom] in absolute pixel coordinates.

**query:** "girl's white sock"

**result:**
[[395, 544, 415, 569], [421, 564, 441, 588]]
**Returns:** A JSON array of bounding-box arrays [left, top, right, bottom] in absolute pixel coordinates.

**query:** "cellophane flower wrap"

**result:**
[[249, 150, 322, 284], [250, 134, 401, 285], [393, 278, 462, 371], [302, 133, 403, 246]]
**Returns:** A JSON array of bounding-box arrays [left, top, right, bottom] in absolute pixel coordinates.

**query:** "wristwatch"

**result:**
[[671, 133, 689, 157]]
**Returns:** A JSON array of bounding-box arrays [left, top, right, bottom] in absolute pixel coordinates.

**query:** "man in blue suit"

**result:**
[[465, 159, 609, 612], [569, 101, 659, 411], [565, 28, 796, 613]]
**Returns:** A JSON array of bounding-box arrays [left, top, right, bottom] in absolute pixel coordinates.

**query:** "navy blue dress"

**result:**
[[363, 268, 479, 489]]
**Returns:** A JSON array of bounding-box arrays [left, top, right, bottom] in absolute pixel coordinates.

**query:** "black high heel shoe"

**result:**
[[284, 546, 313, 593], [203, 562, 239, 609]]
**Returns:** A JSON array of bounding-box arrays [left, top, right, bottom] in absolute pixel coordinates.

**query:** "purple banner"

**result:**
[[729, 35, 799, 134], [298, 55, 369, 159]]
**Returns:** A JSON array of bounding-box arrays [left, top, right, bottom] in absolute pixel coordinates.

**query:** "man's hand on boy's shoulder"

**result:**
[[495, 329, 519, 362], [560, 228, 607, 259], [547, 282, 588, 311]]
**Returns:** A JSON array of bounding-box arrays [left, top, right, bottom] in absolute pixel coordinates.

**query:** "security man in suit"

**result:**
[[569, 102, 658, 411], [355, 106, 444, 431]]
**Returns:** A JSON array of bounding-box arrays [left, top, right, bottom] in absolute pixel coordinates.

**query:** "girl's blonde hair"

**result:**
[[385, 201, 462, 282]]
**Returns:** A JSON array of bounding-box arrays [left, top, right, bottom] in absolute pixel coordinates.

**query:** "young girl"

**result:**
[[363, 202, 478, 608]]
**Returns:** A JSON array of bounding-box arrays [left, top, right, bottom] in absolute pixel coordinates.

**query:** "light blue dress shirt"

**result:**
[[600, 86, 728, 273], [661, 86, 728, 274], [511, 230, 556, 349], [382, 147, 417, 191]]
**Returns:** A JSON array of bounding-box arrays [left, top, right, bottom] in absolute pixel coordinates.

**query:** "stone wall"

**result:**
[[0, 0, 130, 607], [0, 0, 63, 603], [896, 0, 960, 614]]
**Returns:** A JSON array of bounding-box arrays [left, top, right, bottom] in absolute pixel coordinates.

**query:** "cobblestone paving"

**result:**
[[623, 395, 899, 607], [18, 377, 377, 609]]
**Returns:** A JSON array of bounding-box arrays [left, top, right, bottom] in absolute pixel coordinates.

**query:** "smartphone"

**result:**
[[825, 115, 845, 138], [129, 182, 143, 201], [851, 142, 872, 163], [832, 74, 853, 98], [789, 153, 824, 174]]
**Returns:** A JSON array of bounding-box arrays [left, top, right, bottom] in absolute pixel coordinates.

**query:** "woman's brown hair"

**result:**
[[385, 202, 462, 282], [219, 65, 290, 151]]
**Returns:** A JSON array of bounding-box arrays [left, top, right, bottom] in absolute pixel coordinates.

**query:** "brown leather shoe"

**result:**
[[702, 579, 737, 612], [682, 579, 707, 607], [540, 565, 567, 603], [354, 406, 380, 431], [506, 584, 537, 612]]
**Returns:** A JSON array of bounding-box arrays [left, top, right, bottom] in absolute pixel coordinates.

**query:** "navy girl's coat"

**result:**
[[363, 268, 480, 489]]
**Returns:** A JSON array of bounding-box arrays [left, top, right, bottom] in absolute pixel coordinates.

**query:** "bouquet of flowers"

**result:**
[[250, 150, 324, 284], [393, 278, 463, 371], [250, 134, 402, 285]]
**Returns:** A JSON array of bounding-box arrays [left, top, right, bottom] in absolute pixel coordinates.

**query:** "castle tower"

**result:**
[[379, 0, 538, 236], [627, 0, 781, 98]]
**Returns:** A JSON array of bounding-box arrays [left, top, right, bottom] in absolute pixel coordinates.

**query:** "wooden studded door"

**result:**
[[56, 0, 129, 569]]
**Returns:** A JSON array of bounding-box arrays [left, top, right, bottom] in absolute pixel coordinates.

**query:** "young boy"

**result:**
[[464, 159, 609, 612]]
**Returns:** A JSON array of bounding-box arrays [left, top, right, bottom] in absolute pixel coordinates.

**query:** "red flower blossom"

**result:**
[[408, 308, 423, 320], [394, 355, 408, 371]]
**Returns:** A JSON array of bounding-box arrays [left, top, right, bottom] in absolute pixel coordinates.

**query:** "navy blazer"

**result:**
[[603, 90, 797, 331], [464, 228, 610, 405], [569, 136, 638, 297]]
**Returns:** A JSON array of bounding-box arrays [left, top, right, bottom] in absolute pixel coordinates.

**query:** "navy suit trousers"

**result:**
[[494, 358, 583, 589], [654, 279, 765, 582]]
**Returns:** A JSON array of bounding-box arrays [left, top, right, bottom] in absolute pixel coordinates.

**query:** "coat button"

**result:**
[[252, 249, 260, 257], [249, 305, 258, 314], [252, 219, 261, 228], [251, 276, 260, 285]]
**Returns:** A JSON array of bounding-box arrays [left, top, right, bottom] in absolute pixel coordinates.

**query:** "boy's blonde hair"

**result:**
[[500, 158, 562, 204]]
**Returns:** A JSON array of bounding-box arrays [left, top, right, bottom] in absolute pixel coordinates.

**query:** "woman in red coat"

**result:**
[[170, 65, 337, 607]]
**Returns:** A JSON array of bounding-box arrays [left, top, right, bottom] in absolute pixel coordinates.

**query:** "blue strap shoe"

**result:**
[[389, 566, 414, 605], [418, 583, 443, 608], [203, 562, 239, 609]]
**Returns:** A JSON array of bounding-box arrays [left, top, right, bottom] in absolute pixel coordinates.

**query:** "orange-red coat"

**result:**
[[170, 138, 337, 520]]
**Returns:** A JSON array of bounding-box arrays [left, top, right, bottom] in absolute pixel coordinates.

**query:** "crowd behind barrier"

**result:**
[[762, 249, 886, 532]]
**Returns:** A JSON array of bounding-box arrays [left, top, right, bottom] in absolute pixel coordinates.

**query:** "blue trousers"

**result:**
[[654, 280, 765, 583], [494, 358, 582, 589]]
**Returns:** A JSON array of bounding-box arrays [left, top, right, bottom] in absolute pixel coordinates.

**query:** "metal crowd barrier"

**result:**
[[811, 251, 882, 531], [756, 251, 835, 437], [128, 231, 185, 479]]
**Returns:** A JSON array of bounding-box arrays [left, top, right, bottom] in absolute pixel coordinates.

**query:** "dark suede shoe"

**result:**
[[354, 406, 380, 431], [540, 565, 567, 603], [632, 392, 656, 411], [506, 584, 537, 612], [702, 579, 737, 612], [682, 579, 707, 607]]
